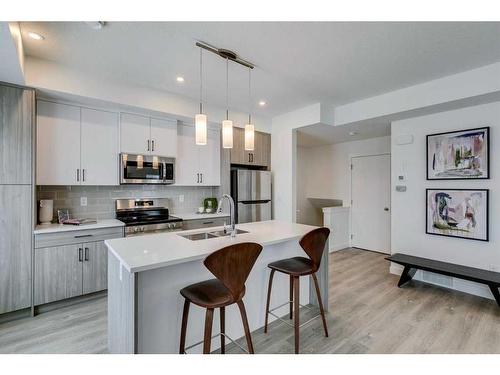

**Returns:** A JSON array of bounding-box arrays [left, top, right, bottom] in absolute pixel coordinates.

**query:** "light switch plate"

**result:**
[[179, 195, 184, 203], [80, 196, 87, 206]]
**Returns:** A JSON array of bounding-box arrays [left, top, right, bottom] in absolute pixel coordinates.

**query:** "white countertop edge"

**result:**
[[105, 221, 316, 274], [322, 206, 350, 213], [34, 219, 125, 234]]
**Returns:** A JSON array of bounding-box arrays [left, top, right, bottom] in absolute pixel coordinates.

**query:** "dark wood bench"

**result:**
[[386, 253, 500, 307]]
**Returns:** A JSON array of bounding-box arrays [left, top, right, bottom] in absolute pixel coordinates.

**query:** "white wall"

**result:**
[[299, 136, 390, 204], [391, 101, 500, 299], [271, 104, 321, 222], [25, 57, 272, 133]]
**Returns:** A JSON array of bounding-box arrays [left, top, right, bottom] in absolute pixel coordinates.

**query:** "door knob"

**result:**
[[384, 207, 390, 211]]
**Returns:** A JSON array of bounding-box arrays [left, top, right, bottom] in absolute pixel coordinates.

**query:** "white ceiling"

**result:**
[[297, 121, 391, 147], [19, 22, 500, 118]]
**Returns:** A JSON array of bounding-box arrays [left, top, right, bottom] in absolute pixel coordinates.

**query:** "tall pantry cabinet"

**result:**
[[0, 83, 35, 315]]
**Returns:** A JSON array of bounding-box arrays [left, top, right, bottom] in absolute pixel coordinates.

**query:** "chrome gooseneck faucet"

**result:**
[[217, 194, 236, 237]]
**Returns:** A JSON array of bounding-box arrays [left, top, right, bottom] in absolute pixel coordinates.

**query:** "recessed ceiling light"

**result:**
[[28, 31, 44, 41], [176, 76, 185, 83], [349, 131, 358, 136], [258, 100, 266, 106]]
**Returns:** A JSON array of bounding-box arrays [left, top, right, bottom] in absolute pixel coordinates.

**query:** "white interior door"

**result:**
[[351, 154, 391, 254], [81, 108, 119, 185]]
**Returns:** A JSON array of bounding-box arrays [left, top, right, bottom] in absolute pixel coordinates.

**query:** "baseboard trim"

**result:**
[[389, 262, 494, 301], [330, 242, 351, 252]]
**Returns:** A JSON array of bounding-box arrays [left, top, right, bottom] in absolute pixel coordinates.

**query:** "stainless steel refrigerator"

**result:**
[[231, 169, 272, 223]]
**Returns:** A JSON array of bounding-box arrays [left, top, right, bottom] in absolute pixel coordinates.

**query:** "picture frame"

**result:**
[[426, 188, 489, 242], [426, 126, 490, 180]]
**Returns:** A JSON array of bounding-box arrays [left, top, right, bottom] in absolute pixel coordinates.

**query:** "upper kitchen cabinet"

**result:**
[[120, 113, 177, 157], [81, 108, 119, 185], [150, 117, 177, 157], [230, 127, 271, 169], [37, 101, 120, 185], [0, 85, 34, 185], [37, 101, 81, 185], [175, 124, 220, 186]]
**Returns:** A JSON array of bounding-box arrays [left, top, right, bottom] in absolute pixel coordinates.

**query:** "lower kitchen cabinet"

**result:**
[[35, 244, 83, 305], [182, 217, 229, 230], [82, 241, 108, 294], [34, 227, 123, 306]]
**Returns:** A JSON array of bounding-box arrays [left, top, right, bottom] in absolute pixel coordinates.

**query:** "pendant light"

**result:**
[[195, 48, 207, 145], [244, 67, 255, 151], [222, 57, 233, 149]]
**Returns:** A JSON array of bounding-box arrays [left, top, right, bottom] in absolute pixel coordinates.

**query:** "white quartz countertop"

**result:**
[[171, 212, 230, 221], [34, 219, 125, 234], [105, 220, 318, 273]]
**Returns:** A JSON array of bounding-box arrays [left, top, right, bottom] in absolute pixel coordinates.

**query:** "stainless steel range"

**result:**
[[115, 198, 183, 237]]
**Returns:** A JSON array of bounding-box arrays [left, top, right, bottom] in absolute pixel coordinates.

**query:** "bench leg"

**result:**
[[398, 266, 416, 287], [488, 285, 500, 307]]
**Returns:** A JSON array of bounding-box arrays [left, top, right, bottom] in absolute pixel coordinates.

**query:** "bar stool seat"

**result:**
[[180, 279, 243, 308], [268, 256, 314, 276]]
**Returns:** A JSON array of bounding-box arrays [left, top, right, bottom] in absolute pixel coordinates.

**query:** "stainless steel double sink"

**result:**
[[179, 229, 248, 241]]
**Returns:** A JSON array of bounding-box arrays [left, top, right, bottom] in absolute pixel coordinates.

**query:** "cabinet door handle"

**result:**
[[200, 173, 203, 183], [251, 153, 254, 162], [152, 140, 155, 151], [78, 248, 83, 262], [196, 173, 199, 183], [74, 234, 93, 238], [77, 169, 80, 182], [203, 221, 214, 225], [84, 247, 89, 261], [147, 139, 150, 151], [82, 169, 86, 182]]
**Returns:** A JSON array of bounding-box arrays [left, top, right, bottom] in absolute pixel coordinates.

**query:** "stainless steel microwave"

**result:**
[[120, 153, 175, 184]]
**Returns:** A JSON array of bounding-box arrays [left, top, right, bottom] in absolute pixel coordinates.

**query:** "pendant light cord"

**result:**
[[226, 58, 229, 120], [199, 48, 203, 114], [248, 67, 252, 124]]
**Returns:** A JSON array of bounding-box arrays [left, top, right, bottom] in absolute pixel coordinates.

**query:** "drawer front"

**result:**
[[182, 217, 228, 231], [35, 227, 124, 248]]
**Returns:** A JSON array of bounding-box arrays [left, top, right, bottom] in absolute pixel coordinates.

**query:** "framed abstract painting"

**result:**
[[426, 189, 489, 242], [427, 127, 489, 180]]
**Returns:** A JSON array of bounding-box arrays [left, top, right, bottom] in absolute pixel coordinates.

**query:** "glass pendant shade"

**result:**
[[195, 113, 207, 145], [244, 123, 255, 151], [222, 120, 234, 148]]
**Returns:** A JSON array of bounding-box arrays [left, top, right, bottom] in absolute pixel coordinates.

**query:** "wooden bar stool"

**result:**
[[263, 227, 330, 354], [179, 242, 263, 354]]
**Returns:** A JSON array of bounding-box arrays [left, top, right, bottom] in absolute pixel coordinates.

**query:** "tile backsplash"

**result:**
[[37, 185, 219, 221]]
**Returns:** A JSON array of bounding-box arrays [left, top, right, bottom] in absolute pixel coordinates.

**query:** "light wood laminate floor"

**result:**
[[1, 248, 499, 354]]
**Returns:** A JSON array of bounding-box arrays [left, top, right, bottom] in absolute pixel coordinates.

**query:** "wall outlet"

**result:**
[[80, 197, 87, 206], [179, 195, 184, 203]]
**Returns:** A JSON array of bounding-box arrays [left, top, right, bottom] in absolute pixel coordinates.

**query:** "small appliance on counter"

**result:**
[[115, 198, 183, 237], [203, 197, 218, 213], [38, 200, 53, 225]]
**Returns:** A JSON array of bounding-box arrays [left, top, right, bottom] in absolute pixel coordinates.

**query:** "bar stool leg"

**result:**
[[293, 276, 300, 354], [289, 275, 294, 319], [312, 273, 329, 337], [203, 308, 214, 354], [179, 299, 190, 354], [237, 300, 255, 354], [220, 307, 225, 354], [264, 269, 275, 333]]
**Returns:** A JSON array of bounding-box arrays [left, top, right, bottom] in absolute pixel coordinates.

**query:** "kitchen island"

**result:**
[[105, 220, 328, 354]]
